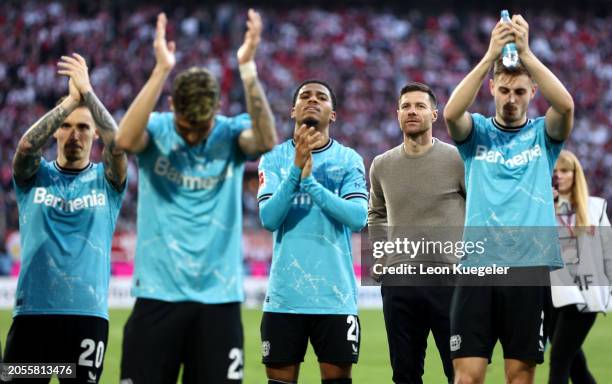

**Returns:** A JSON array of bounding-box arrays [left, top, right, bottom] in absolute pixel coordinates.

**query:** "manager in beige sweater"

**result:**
[[368, 82, 465, 384]]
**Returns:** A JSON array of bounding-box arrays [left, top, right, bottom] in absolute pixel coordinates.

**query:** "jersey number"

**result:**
[[227, 348, 243, 380], [79, 339, 105, 369], [346, 315, 359, 342]]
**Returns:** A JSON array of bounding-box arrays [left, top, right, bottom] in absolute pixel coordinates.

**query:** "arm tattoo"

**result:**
[[84, 91, 117, 138], [13, 105, 71, 185], [83, 91, 128, 191], [243, 77, 276, 155]]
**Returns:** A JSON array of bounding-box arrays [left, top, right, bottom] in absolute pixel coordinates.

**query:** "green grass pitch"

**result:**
[[1, 309, 611, 383]]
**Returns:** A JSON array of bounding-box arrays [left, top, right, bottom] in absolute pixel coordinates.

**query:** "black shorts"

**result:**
[[3, 314, 108, 383], [120, 298, 243, 384], [450, 285, 549, 363], [260, 312, 360, 365]]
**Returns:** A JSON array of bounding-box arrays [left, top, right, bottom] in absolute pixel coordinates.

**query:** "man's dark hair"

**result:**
[[292, 80, 337, 110], [399, 82, 437, 109]]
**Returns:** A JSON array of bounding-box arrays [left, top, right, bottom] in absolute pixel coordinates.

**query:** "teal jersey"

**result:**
[[14, 160, 125, 319], [456, 113, 563, 267], [258, 139, 368, 315], [133, 112, 251, 303]]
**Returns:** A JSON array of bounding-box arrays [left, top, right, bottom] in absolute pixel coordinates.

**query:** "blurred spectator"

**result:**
[[0, 184, 10, 275]]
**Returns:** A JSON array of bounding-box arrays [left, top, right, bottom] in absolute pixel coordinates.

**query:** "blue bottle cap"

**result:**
[[501, 10, 511, 22]]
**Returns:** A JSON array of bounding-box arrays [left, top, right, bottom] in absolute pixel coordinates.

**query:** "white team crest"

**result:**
[[262, 340, 271, 357], [450, 335, 462, 352]]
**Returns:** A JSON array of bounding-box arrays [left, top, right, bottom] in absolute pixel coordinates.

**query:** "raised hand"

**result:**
[[302, 154, 313, 179], [485, 20, 516, 62], [510, 15, 530, 54], [237, 9, 263, 65], [294, 124, 312, 169], [68, 78, 81, 103], [153, 12, 176, 71], [294, 124, 321, 173], [57, 53, 93, 98]]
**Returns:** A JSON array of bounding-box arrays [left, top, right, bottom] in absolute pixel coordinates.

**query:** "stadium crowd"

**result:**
[[0, 1, 610, 272]]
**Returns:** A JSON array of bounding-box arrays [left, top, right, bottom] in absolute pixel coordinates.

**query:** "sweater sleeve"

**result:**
[[368, 156, 387, 226]]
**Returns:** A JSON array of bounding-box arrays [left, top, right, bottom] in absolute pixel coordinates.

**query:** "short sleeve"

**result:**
[[100, 164, 127, 217], [542, 117, 565, 168], [13, 157, 47, 193], [228, 113, 252, 140], [146, 112, 168, 140], [455, 113, 484, 160], [138, 112, 170, 160]]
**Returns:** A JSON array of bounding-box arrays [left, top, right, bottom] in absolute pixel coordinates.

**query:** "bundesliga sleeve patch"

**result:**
[[258, 170, 266, 189]]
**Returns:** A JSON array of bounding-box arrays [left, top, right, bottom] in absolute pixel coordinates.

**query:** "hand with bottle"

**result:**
[[498, 11, 532, 67], [484, 14, 516, 65], [507, 14, 531, 56]]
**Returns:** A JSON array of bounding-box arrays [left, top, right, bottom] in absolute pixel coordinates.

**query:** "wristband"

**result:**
[[239, 61, 257, 80]]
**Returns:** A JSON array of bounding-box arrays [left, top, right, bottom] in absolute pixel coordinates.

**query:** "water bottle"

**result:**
[[500, 10, 519, 68]]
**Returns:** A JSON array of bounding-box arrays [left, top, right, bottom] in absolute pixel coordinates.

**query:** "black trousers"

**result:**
[[381, 285, 454, 384], [548, 305, 597, 384]]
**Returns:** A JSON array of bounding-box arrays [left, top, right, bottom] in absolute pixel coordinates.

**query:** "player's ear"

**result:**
[[330, 110, 336, 123], [168, 96, 174, 111], [530, 82, 538, 100], [489, 78, 495, 96], [290, 107, 296, 120], [431, 108, 438, 122]]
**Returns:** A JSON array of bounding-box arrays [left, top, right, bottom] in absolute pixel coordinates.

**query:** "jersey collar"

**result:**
[[290, 138, 334, 153], [491, 117, 530, 133], [53, 161, 93, 175]]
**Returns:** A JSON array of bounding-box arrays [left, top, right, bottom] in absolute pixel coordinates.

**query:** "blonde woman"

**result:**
[[549, 149, 612, 384]]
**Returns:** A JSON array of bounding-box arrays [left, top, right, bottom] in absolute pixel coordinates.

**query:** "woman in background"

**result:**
[[549, 149, 612, 384]]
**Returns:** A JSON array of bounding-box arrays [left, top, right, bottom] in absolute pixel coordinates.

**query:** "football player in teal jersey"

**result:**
[[257, 80, 368, 384], [6, 53, 127, 383], [115, 10, 276, 384], [444, 14, 574, 384]]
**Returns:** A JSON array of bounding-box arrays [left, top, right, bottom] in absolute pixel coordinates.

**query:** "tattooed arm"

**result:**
[[84, 90, 127, 191], [236, 9, 277, 157], [238, 77, 277, 156], [58, 53, 127, 190], [13, 94, 79, 187]]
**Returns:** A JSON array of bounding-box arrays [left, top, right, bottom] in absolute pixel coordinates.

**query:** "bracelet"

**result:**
[[239, 61, 257, 80]]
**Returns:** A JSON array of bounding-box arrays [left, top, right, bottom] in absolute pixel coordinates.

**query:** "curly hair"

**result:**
[[171, 67, 220, 125]]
